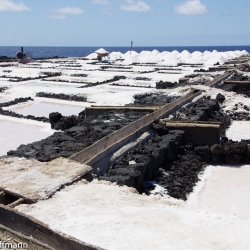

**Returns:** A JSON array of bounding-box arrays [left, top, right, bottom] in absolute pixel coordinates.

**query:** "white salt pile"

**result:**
[[87, 49, 249, 66]]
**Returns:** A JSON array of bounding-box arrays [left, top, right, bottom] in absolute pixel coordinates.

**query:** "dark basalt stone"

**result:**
[[195, 145, 211, 162], [156, 81, 177, 89], [126, 92, 180, 106], [49, 112, 62, 124], [100, 131, 185, 192], [152, 119, 169, 136], [216, 93, 226, 103], [6, 110, 150, 161], [36, 92, 87, 102], [210, 144, 224, 155]]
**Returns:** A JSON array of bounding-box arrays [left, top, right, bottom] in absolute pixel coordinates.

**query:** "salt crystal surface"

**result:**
[[0, 117, 53, 156], [191, 165, 250, 219], [226, 121, 250, 141], [16, 180, 250, 250]]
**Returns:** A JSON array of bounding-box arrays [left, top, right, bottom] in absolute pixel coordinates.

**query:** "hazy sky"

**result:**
[[0, 0, 250, 46]]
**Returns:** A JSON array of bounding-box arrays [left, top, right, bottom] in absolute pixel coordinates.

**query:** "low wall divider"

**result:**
[[205, 71, 234, 87], [69, 89, 202, 165]]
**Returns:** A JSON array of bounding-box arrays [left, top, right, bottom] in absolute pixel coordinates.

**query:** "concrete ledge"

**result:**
[[224, 60, 247, 65], [0, 157, 92, 203], [85, 106, 160, 117], [162, 120, 222, 145], [179, 77, 190, 83], [224, 80, 250, 90], [205, 71, 234, 87], [0, 205, 103, 250], [209, 66, 234, 72], [0, 224, 53, 250]]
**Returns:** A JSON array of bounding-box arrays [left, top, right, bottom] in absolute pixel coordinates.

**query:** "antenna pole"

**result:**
[[130, 41, 133, 55]]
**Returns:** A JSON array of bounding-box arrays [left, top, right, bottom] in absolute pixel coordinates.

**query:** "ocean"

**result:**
[[0, 46, 249, 59]]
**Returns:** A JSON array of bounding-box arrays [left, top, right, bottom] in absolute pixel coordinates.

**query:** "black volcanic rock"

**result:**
[[216, 93, 226, 103]]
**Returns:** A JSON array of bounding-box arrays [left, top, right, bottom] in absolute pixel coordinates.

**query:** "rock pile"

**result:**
[[156, 81, 177, 89], [210, 140, 250, 165], [78, 75, 126, 88], [127, 92, 180, 106], [173, 97, 220, 121], [230, 72, 250, 81], [7, 110, 150, 162], [154, 144, 206, 200], [100, 130, 185, 191], [0, 97, 33, 108], [49, 112, 79, 131], [0, 109, 49, 122], [36, 92, 87, 102]]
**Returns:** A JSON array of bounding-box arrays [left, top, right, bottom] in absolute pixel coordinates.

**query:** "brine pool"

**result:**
[[0, 117, 53, 156], [5, 101, 86, 117]]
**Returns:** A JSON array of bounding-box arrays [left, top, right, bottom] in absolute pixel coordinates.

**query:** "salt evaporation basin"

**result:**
[[0, 119, 53, 156], [6, 101, 85, 117], [226, 121, 250, 141], [195, 165, 250, 219]]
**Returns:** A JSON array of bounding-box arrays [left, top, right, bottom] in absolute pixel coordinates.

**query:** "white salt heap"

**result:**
[[108, 49, 248, 66]]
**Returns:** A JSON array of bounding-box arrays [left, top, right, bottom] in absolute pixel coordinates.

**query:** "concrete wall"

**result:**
[[205, 71, 234, 87], [69, 90, 202, 165], [209, 67, 234, 72], [164, 122, 221, 145], [224, 80, 250, 90], [85, 106, 159, 117]]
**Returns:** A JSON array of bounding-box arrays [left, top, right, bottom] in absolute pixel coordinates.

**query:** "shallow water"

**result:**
[[197, 166, 250, 219], [0, 119, 53, 156], [7, 102, 85, 117]]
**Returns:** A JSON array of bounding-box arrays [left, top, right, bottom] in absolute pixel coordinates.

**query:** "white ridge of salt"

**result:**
[[107, 49, 249, 66]]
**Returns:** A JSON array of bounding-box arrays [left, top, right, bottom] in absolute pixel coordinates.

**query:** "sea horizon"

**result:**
[[0, 45, 249, 58]]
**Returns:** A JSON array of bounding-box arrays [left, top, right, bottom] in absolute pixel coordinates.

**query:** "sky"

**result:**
[[0, 0, 250, 46]]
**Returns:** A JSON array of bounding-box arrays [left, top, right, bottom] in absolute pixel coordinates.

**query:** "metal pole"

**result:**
[[130, 41, 133, 55]]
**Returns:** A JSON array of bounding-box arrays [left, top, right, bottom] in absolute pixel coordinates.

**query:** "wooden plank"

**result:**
[[0, 224, 53, 250], [0, 205, 104, 250], [69, 90, 202, 165], [85, 106, 159, 117]]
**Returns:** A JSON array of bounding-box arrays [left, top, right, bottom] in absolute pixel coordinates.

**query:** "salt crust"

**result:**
[[0, 157, 91, 201], [16, 178, 250, 250]]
